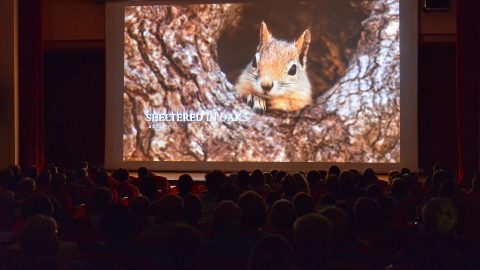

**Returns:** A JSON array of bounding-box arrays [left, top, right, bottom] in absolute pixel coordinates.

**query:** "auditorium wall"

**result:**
[[41, 0, 460, 174]]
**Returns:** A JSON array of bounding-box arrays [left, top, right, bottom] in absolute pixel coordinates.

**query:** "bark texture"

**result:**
[[123, 0, 400, 162]]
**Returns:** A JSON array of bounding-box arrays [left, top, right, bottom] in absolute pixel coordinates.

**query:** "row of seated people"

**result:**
[[0, 163, 479, 269]]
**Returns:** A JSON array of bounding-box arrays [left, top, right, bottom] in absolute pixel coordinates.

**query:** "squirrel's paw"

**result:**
[[252, 96, 267, 114], [245, 94, 266, 113], [247, 94, 254, 107]]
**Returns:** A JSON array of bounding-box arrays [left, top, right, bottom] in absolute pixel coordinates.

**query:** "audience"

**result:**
[[183, 194, 202, 227], [0, 163, 478, 270], [294, 213, 333, 270], [217, 183, 240, 203], [129, 195, 151, 230], [177, 174, 194, 198], [293, 192, 315, 217], [248, 234, 293, 270], [267, 199, 296, 243], [137, 175, 159, 201], [112, 168, 139, 201]]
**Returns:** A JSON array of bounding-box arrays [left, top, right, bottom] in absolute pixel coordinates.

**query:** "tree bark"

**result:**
[[123, 0, 400, 163]]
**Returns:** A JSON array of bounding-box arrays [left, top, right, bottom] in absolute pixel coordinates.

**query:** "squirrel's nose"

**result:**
[[261, 82, 274, 93]]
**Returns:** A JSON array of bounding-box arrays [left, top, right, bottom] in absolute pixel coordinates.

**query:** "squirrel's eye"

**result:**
[[252, 56, 257, 68], [288, 64, 297, 76]]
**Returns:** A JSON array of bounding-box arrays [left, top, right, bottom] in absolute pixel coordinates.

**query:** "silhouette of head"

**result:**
[[248, 234, 293, 270]]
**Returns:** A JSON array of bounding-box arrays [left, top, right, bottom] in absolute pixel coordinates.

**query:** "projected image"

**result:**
[[123, 0, 400, 162]]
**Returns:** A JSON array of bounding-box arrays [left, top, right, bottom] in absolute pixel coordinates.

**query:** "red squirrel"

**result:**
[[235, 22, 313, 112]]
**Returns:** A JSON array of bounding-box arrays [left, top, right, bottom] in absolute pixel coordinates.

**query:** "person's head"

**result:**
[[129, 195, 151, 223], [339, 171, 355, 191], [75, 167, 88, 178], [422, 197, 458, 236], [37, 170, 51, 188], [318, 193, 336, 206], [238, 191, 267, 231], [432, 169, 449, 188], [353, 197, 379, 229], [275, 170, 287, 184], [402, 172, 418, 186], [139, 175, 159, 201], [92, 187, 113, 213], [217, 183, 240, 203], [433, 162, 448, 174], [95, 170, 110, 187], [324, 174, 338, 193], [250, 169, 265, 187], [237, 170, 250, 190], [263, 172, 274, 186], [112, 168, 130, 182], [319, 206, 349, 243], [248, 234, 294, 270], [155, 194, 184, 223], [293, 192, 315, 217], [9, 164, 21, 176], [366, 184, 383, 199], [20, 215, 59, 257], [269, 199, 296, 228], [51, 173, 66, 192], [17, 178, 36, 198], [205, 170, 226, 194], [294, 214, 333, 269], [350, 169, 361, 182], [388, 170, 401, 182], [163, 224, 204, 270], [74, 168, 92, 186], [177, 174, 194, 197], [24, 165, 39, 181], [400, 167, 411, 176], [328, 165, 340, 177], [88, 166, 100, 180], [100, 204, 136, 243], [213, 201, 242, 234], [44, 163, 58, 177], [138, 166, 149, 178], [270, 169, 278, 178], [318, 170, 327, 180], [21, 194, 54, 220], [390, 178, 407, 200], [184, 194, 202, 225], [293, 173, 310, 193], [281, 174, 298, 199], [78, 161, 89, 171], [306, 170, 321, 187], [363, 168, 377, 182]]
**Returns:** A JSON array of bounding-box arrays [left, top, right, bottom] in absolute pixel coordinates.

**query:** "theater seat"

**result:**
[[71, 204, 86, 220], [120, 196, 129, 207]]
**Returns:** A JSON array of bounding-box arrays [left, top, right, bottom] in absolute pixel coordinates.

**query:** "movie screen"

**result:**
[[122, 0, 400, 163]]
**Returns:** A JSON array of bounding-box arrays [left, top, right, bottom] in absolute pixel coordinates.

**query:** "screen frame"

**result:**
[[105, 0, 418, 173]]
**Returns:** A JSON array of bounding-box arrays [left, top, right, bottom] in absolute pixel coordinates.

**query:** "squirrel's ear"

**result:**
[[259, 21, 272, 48], [295, 29, 311, 66]]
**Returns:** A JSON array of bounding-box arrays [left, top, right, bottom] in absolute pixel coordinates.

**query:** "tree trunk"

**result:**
[[123, 0, 400, 163]]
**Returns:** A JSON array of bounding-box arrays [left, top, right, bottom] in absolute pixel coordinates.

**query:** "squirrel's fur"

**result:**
[[235, 22, 313, 112]]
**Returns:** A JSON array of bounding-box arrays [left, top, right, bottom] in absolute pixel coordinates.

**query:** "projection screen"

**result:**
[[105, 0, 418, 172]]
